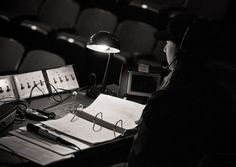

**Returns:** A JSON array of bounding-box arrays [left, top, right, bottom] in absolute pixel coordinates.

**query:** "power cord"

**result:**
[[86, 73, 118, 98]]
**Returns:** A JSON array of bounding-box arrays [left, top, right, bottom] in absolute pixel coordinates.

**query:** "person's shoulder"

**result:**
[[144, 87, 178, 113], [149, 87, 175, 102]]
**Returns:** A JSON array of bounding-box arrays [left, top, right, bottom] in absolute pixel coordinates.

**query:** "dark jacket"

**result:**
[[128, 62, 236, 167]]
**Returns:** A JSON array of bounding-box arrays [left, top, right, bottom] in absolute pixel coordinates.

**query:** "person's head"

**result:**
[[160, 13, 213, 70]]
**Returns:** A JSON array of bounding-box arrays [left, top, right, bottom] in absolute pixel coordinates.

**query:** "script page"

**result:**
[[42, 113, 121, 144], [83, 94, 146, 129]]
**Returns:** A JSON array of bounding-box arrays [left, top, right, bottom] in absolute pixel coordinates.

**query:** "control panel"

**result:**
[[46, 65, 79, 93], [0, 76, 17, 103], [0, 65, 79, 101], [13, 71, 49, 99]]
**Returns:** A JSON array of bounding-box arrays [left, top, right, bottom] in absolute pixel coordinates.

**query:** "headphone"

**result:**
[[178, 16, 203, 55], [162, 16, 203, 69]]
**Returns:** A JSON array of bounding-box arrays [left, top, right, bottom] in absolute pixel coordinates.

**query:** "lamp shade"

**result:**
[[86, 31, 120, 53]]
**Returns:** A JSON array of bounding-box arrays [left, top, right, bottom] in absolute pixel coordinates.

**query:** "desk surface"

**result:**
[[0, 91, 134, 167], [0, 91, 92, 136]]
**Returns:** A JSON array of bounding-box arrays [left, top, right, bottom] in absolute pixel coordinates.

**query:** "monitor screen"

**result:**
[[127, 71, 161, 97]]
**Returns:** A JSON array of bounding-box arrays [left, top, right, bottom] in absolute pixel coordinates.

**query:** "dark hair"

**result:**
[[158, 13, 214, 64]]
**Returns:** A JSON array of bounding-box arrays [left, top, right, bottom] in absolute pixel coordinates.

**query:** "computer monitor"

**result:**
[[127, 71, 161, 97]]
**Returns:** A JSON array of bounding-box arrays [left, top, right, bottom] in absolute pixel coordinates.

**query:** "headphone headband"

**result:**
[[178, 16, 203, 51]]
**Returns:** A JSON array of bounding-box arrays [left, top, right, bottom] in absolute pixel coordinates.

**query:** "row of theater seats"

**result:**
[[0, 35, 97, 89], [0, 36, 65, 74], [0, 0, 173, 60], [0, 0, 170, 89]]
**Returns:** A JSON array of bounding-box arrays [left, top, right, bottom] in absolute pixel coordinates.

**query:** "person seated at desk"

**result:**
[[128, 13, 236, 167]]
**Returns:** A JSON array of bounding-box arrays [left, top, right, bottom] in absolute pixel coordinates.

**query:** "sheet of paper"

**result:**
[[9, 125, 90, 155], [0, 136, 74, 166], [43, 113, 121, 144], [84, 94, 146, 129]]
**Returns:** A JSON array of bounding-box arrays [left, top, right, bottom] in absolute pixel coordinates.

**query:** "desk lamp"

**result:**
[[86, 31, 120, 98]]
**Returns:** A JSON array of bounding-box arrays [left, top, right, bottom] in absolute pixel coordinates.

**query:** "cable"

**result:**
[[26, 80, 63, 112], [41, 85, 90, 110], [27, 81, 47, 106], [28, 82, 45, 99], [48, 83, 63, 102], [42, 93, 73, 110]]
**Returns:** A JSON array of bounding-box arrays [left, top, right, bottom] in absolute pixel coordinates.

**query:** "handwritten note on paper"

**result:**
[[0, 136, 74, 166], [42, 113, 121, 144], [84, 94, 146, 129]]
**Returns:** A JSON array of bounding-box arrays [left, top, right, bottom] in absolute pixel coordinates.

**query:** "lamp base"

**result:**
[[86, 84, 118, 99]]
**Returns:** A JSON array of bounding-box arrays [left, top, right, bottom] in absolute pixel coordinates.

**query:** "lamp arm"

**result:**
[[101, 53, 113, 92]]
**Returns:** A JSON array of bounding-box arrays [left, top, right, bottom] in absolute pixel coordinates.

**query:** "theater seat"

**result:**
[[13, 0, 80, 50], [74, 7, 118, 44], [114, 20, 157, 61], [18, 49, 66, 73], [0, 36, 25, 74]]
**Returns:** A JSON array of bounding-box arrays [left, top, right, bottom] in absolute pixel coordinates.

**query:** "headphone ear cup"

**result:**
[[175, 48, 189, 62], [176, 48, 185, 59]]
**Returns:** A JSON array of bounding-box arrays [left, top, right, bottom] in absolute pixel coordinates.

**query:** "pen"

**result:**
[[26, 123, 79, 150]]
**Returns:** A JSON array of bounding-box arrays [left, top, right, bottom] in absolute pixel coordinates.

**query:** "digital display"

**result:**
[[127, 71, 160, 97]]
